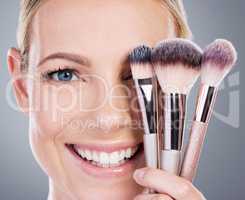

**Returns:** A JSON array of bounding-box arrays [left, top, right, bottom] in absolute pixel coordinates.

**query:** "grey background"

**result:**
[[0, 0, 244, 199]]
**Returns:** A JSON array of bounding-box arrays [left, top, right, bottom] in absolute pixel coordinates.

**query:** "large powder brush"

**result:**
[[180, 39, 237, 181], [152, 38, 203, 175]]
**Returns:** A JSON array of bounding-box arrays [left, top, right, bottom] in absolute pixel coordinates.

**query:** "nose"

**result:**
[[92, 79, 133, 132]]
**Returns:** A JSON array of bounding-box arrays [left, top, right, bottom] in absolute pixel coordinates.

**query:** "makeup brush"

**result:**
[[152, 38, 203, 175], [180, 39, 237, 181], [129, 45, 159, 170]]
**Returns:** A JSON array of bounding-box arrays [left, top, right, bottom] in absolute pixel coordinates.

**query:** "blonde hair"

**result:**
[[17, 0, 192, 72]]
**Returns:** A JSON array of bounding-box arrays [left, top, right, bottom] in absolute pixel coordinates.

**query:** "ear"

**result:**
[[7, 48, 29, 115]]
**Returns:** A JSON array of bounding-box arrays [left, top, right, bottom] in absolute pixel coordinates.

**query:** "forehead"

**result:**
[[30, 0, 173, 65]]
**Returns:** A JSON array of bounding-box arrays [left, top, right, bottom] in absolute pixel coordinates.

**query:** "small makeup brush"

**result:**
[[129, 45, 159, 170], [152, 38, 203, 175], [180, 39, 237, 181]]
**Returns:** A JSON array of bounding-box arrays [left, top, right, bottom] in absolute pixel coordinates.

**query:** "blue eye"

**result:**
[[46, 69, 79, 82]]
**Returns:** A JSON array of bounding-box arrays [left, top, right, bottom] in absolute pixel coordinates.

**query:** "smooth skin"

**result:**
[[7, 0, 206, 199]]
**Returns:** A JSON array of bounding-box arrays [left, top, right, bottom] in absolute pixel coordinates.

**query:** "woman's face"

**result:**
[[25, 0, 175, 199]]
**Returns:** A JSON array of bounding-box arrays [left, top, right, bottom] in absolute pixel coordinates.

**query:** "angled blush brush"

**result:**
[[180, 39, 237, 181], [152, 39, 203, 175], [129, 45, 159, 170]]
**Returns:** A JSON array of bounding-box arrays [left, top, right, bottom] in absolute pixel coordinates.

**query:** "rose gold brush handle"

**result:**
[[180, 121, 208, 182], [180, 84, 217, 181]]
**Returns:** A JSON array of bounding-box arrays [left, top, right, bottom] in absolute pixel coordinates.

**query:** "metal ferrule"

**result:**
[[195, 84, 218, 123], [158, 93, 187, 151], [134, 77, 157, 135]]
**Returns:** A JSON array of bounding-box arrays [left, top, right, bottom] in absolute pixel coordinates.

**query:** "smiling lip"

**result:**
[[65, 142, 144, 178]]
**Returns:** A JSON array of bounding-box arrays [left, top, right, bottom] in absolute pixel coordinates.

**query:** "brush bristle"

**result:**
[[151, 38, 202, 68], [129, 45, 153, 79], [201, 39, 237, 86], [152, 38, 203, 94]]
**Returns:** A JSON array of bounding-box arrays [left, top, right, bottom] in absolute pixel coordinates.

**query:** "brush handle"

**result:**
[[143, 134, 158, 194], [180, 121, 208, 182], [143, 134, 158, 168], [160, 150, 182, 175]]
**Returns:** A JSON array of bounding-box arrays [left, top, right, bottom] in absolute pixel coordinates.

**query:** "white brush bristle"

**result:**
[[131, 63, 153, 79], [201, 63, 232, 87], [154, 64, 200, 94], [152, 38, 202, 94]]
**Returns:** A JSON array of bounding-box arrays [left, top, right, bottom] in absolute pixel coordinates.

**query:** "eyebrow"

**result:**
[[37, 52, 90, 67]]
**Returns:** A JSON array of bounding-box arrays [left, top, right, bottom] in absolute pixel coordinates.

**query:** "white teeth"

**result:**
[[109, 152, 119, 164], [125, 148, 132, 158], [74, 145, 140, 167], [85, 149, 92, 160], [92, 151, 99, 162], [100, 152, 109, 164], [119, 150, 126, 160], [77, 150, 85, 158]]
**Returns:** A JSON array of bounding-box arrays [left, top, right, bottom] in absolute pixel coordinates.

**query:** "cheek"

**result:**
[[29, 80, 108, 138]]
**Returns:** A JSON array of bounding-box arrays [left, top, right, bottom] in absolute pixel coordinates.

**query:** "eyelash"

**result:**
[[41, 67, 81, 82], [41, 66, 132, 83], [122, 72, 133, 81]]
